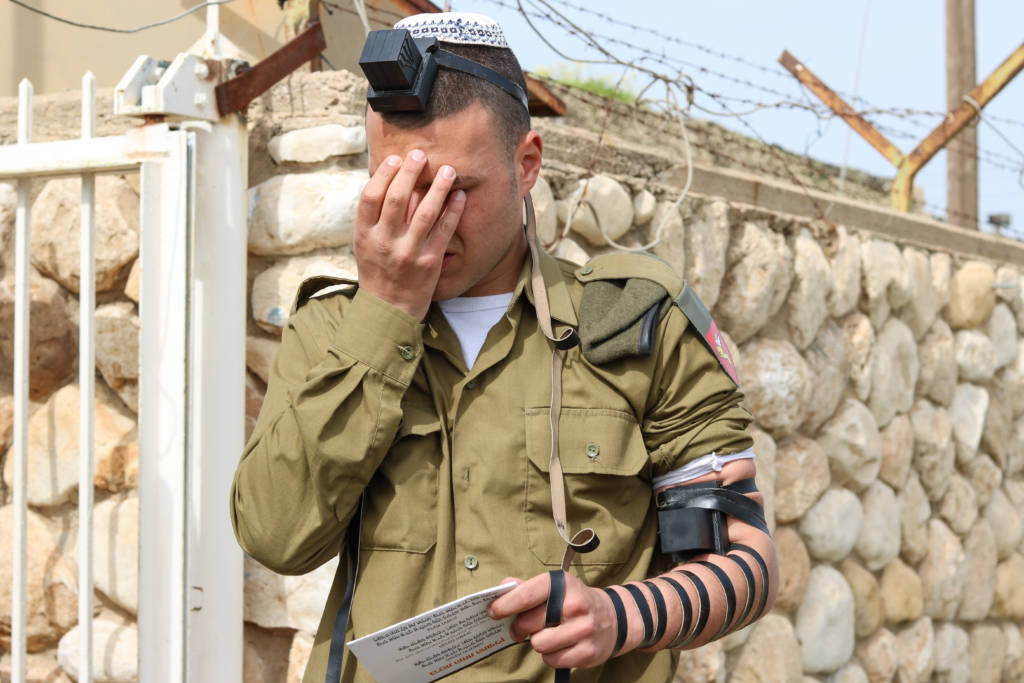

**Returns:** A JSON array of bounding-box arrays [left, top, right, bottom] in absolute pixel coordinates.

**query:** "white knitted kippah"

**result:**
[[393, 12, 509, 48]]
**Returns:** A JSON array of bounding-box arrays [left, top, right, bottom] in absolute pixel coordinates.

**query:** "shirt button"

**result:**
[[585, 443, 600, 459], [465, 379, 478, 390], [398, 345, 416, 361], [464, 555, 479, 570], [579, 265, 594, 275]]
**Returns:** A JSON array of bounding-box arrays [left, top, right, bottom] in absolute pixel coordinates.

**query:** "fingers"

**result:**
[[379, 149, 428, 231], [410, 164, 457, 239], [356, 154, 402, 229], [423, 189, 466, 253], [495, 574, 616, 670], [488, 573, 551, 620]]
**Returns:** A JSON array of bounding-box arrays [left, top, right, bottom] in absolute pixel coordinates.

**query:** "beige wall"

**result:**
[[1, 0, 408, 97]]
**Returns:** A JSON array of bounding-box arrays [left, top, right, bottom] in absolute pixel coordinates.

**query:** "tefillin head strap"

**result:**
[[432, 48, 529, 111]]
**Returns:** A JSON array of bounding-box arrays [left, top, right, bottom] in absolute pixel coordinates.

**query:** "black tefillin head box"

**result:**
[[359, 29, 440, 112]]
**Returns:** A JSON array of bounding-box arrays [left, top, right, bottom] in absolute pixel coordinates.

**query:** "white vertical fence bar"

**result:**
[[185, 115, 246, 682], [11, 78, 33, 683], [78, 71, 97, 683], [137, 125, 194, 683]]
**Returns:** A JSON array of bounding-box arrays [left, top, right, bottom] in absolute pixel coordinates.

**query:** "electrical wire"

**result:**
[[350, 0, 371, 36], [7, 0, 236, 34]]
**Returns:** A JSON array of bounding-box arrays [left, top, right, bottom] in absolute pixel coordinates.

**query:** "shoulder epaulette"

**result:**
[[574, 252, 682, 295], [574, 253, 739, 384], [575, 253, 679, 365], [292, 275, 358, 313]]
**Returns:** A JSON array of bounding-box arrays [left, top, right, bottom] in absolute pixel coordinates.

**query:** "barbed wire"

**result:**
[[7, 0, 235, 33], [488, 0, 1024, 147], [486, 0, 1024, 186], [544, 73, 1024, 231], [533, 0, 1024, 133], [486, 0, 1024, 235], [491, 0, 1022, 225], [513, 0, 835, 224]]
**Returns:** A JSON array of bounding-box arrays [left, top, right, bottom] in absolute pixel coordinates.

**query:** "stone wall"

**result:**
[[2, 69, 1024, 682]]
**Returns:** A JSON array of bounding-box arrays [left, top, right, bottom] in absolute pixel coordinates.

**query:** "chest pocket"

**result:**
[[524, 407, 652, 566], [361, 402, 440, 553]]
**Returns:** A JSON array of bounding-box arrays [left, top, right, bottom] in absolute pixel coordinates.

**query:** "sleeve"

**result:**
[[642, 305, 753, 478], [230, 289, 424, 575]]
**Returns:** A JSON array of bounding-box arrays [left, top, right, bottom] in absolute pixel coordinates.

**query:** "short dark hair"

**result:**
[[379, 42, 531, 158]]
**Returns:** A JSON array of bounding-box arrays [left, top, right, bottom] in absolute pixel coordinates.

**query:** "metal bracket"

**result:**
[[115, 53, 226, 122], [215, 22, 327, 116], [115, 20, 326, 121]]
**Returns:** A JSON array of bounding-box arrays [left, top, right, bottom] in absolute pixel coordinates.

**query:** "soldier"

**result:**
[[232, 12, 777, 683]]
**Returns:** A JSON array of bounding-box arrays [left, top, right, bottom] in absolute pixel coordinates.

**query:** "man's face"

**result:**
[[365, 102, 539, 301]]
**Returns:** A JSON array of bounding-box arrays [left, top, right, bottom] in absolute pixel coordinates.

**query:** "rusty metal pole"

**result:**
[[891, 42, 1024, 211], [781, 45, 1024, 215], [779, 51, 904, 166], [946, 0, 978, 228]]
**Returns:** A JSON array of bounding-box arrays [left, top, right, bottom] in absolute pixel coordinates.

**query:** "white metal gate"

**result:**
[[1, 46, 245, 683]]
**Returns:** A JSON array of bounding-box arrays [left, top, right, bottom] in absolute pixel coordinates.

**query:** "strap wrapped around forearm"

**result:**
[[656, 478, 767, 562], [670, 570, 710, 649], [642, 581, 669, 646], [660, 576, 693, 649], [729, 543, 771, 626], [727, 552, 756, 629], [696, 561, 736, 640]]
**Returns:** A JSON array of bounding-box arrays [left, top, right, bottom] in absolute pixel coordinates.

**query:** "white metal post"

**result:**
[[137, 125, 194, 683], [184, 114, 246, 683], [11, 77, 32, 683], [78, 71, 97, 683]]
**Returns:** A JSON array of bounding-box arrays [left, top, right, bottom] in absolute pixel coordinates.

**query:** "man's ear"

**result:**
[[515, 130, 543, 199]]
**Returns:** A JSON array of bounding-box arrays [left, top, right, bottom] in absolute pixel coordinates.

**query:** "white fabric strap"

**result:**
[[652, 449, 756, 490]]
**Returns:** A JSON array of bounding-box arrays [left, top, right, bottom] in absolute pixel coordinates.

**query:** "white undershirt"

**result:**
[[653, 449, 756, 488], [438, 293, 514, 370]]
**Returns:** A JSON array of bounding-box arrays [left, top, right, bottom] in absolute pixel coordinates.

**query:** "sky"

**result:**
[[464, 0, 1024, 239]]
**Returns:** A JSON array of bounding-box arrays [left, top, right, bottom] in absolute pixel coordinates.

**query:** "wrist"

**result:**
[[358, 282, 430, 321]]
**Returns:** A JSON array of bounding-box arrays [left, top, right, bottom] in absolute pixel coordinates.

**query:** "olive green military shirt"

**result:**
[[231, 248, 753, 683]]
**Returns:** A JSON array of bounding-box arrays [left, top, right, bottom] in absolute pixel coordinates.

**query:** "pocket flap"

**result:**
[[525, 407, 649, 477]]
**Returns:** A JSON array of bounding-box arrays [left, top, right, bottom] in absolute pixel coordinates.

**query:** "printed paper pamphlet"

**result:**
[[346, 582, 519, 682]]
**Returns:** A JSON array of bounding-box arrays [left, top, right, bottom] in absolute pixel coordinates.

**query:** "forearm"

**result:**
[[607, 458, 777, 655], [606, 525, 777, 654], [231, 290, 423, 574]]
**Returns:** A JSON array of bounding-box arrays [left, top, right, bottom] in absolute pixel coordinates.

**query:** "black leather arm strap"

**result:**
[[727, 551, 756, 629], [722, 478, 759, 495], [696, 561, 736, 640], [656, 479, 768, 535], [660, 576, 693, 649], [642, 581, 669, 646], [603, 588, 629, 657], [729, 543, 770, 624], [545, 570, 566, 628], [325, 503, 363, 683], [545, 570, 570, 683], [623, 584, 655, 648], [672, 570, 710, 648]]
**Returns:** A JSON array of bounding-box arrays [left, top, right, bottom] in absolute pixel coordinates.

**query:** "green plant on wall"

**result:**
[[534, 62, 640, 103]]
